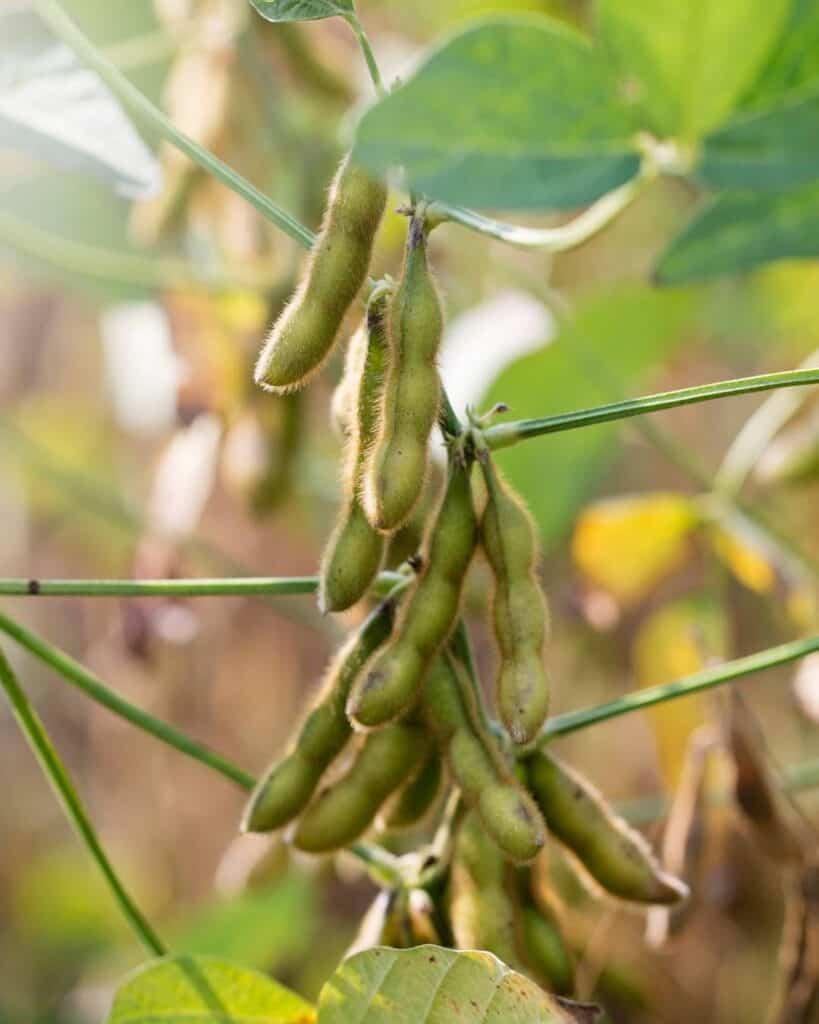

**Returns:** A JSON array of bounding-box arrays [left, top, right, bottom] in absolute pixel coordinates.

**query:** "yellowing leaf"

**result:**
[[632, 598, 727, 788], [572, 493, 698, 605], [709, 520, 777, 594]]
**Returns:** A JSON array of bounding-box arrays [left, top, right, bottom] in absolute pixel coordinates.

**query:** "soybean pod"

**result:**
[[381, 747, 444, 830], [479, 450, 550, 743], [255, 155, 387, 393], [293, 721, 430, 852], [423, 654, 545, 863], [241, 586, 401, 833], [364, 211, 443, 532], [517, 866, 575, 995], [527, 751, 688, 905], [348, 458, 478, 728], [319, 290, 390, 613], [449, 809, 523, 968]]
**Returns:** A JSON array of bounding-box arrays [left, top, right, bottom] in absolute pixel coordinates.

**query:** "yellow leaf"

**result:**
[[572, 492, 698, 605], [709, 519, 777, 594], [632, 598, 727, 788]]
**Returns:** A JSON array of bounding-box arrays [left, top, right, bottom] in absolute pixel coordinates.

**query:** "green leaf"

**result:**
[[483, 287, 695, 548], [249, 0, 354, 23], [317, 945, 596, 1023], [743, 0, 819, 108], [354, 16, 640, 211], [0, 5, 159, 198], [107, 955, 316, 1024], [699, 82, 819, 191], [597, 0, 791, 139], [656, 184, 819, 284]]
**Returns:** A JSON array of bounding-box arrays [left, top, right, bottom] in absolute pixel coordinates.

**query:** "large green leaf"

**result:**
[[354, 17, 640, 211], [317, 945, 596, 1023], [107, 955, 316, 1024], [656, 184, 819, 284], [597, 0, 791, 140], [743, 0, 819, 108], [699, 83, 819, 191], [0, 6, 159, 198], [249, 0, 354, 22], [482, 287, 695, 548]]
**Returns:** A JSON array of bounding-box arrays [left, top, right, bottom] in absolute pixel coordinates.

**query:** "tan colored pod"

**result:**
[[241, 588, 398, 833], [255, 155, 387, 393], [364, 213, 443, 532], [348, 459, 478, 728], [293, 721, 430, 852], [319, 291, 391, 613], [479, 452, 550, 744], [527, 751, 688, 905]]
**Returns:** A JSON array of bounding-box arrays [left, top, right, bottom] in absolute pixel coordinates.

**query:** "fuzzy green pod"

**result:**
[[516, 867, 576, 996], [319, 292, 390, 612], [424, 656, 546, 863], [255, 156, 387, 393], [527, 751, 688, 905], [241, 590, 398, 833], [363, 214, 443, 532], [480, 452, 550, 744], [449, 810, 523, 968], [293, 721, 429, 852], [348, 460, 478, 728], [382, 748, 443, 830]]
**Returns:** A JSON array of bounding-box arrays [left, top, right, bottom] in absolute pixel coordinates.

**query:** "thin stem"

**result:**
[[344, 12, 384, 97], [715, 346, 819, 497], [0, 612, 255, 791], [542, 634, 819, 740], [33, 0, 315, 250], [430, 171, 649, 252], [484, 368, 819, 450], [0, 646, 166, 956], [0, 573, 405, 599]]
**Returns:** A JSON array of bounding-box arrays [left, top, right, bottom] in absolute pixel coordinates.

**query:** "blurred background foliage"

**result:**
[[3, 1, 819, 1022]]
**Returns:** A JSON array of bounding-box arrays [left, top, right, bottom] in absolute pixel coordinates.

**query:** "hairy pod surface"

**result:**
[[319, 293, 390, 612], [363, 213, 443, 532], [527, 751, 688, 905], [241, 591, 398, 833], [449, 810, 523, 969], [424, 655, 546, 863], [348, 460, 478, 728], [293, 721, 429, 852], [255, 156, 387, 393], [382, 748, 443, 830], [480, 453, 550, 744]]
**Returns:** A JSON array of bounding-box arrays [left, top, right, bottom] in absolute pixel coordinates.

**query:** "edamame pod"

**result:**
[[449, 810, 523, 968], [423, 655, 546, 863], [319, 291, 390, 612], [364, 213, 443, 532], [517, 867, 575, 995], [293, 721, 429, 852], [480, 451, 550, 743], [348, 460, 478, 728], [255, 156, 387, 393], [381, 748, 443, 830], [241, 589, 399, 833], [527, 751, 688, 905]]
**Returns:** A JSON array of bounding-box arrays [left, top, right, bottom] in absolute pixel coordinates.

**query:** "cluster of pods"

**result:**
[[247, 154, 687, 994]]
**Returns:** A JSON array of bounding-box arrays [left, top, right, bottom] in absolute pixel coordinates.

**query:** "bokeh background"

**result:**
[[3, 1, 819, 1021]]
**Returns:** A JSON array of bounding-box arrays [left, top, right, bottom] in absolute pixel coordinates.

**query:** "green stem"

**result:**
[[345, 12, 384, 97], [542, 634, 819, 740], [0, 572, 405, 599], [0, 612, 255, 791], [0, 646, 166, 956], [484, 368, 819, 450], [32, 0, 315, 250], [431, 170, 650, 252]]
